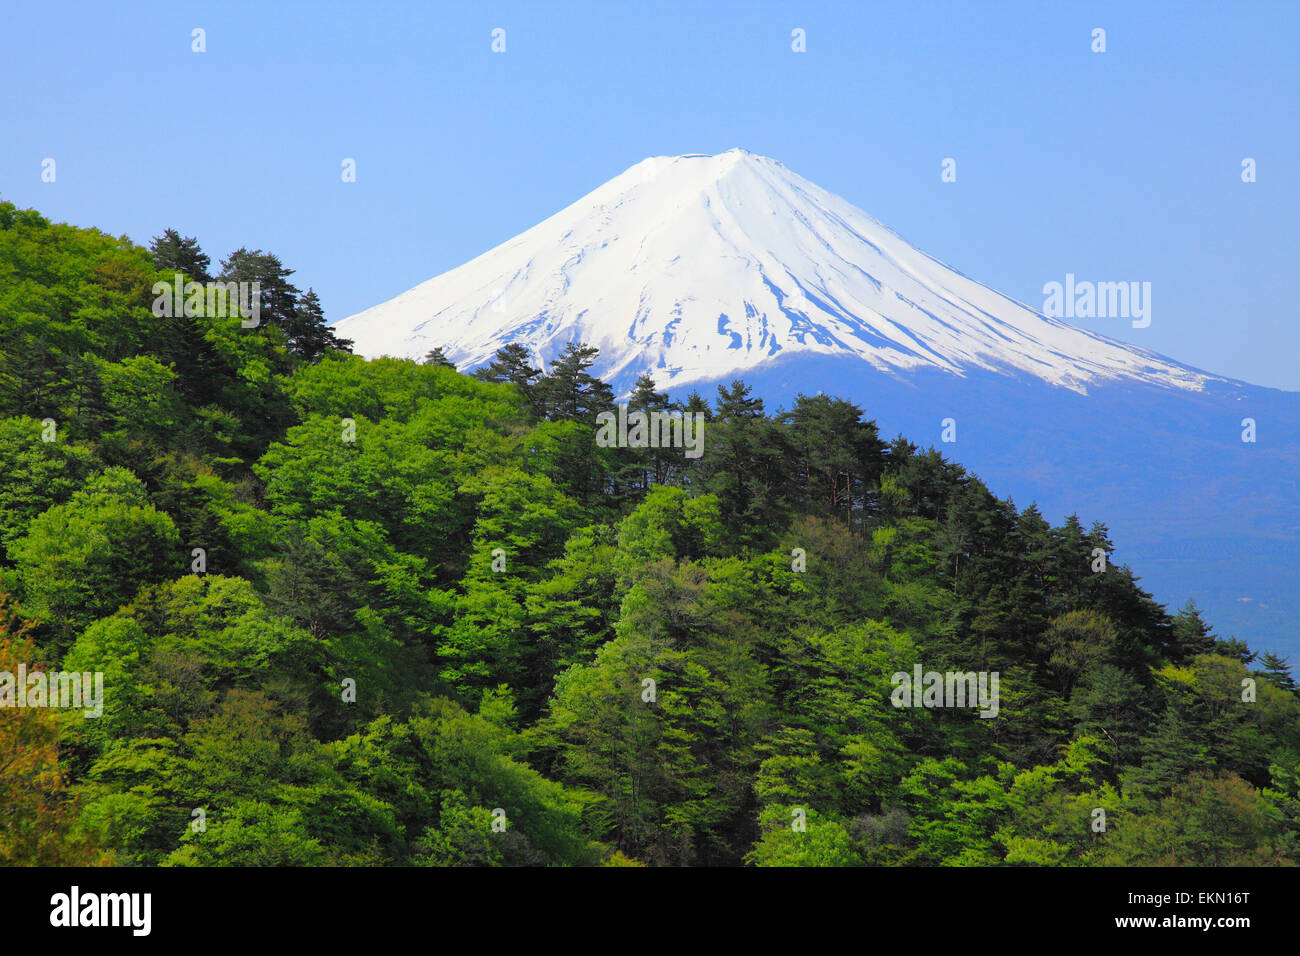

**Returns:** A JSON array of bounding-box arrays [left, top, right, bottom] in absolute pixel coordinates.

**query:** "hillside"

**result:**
[[2, 200, 1299, 867]]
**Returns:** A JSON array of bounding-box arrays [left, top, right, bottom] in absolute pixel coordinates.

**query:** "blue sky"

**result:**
[[3, 0, 1297, 389]]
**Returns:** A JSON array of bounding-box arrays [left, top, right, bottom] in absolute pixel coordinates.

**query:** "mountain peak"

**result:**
[[609, 148, 781, 195], [335, 152, 1217, 396]]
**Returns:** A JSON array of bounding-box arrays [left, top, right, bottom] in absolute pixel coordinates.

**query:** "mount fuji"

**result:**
[[337, 149, 1214, 396], [336, 150, 1298, 654]]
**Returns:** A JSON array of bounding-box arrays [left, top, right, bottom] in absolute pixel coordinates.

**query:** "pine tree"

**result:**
[[536, 342, 613, 423], [785, 393, 887, 528], [714, 379, 764, 422], [473, 343, 539, 387], [423, 347, 456, 369], [1259, 652, 1298, 694], [681, 390, 711, 420], [1170, 600, 1217, 662], [1, 334, 61, 418], [1049, 514, 1092, 612], [149, 228, 212, 282], [626, 373, 677, 489], [1123, 707, 1213, 804], [517, 344, 614, 508], [699, 379, 794, 548], [472, 344, 542, 417], [627, 372, 669, 413], [283, 288, 351, 362], [1213, 635, 1256, 665], [218, 247, 301, 336], [890, 446, 965, 522], [1070, 663, 1149, 776]]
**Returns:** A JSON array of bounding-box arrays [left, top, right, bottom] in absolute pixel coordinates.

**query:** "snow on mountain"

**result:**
[[334, 148, 1216, 395]]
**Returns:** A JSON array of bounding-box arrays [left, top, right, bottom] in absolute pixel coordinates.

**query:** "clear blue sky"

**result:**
[[3, 0, 1296, 389]]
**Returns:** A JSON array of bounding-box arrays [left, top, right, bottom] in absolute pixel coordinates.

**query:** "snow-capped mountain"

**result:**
[[335, 149, 1215, 395]]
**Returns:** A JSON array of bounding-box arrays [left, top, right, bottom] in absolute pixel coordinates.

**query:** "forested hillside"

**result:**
[[2, 200, 1298, 867]]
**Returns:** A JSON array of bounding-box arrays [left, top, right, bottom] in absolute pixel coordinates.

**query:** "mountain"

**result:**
[[335, 149, 1215, 395], [336, 150, 1298, 654]]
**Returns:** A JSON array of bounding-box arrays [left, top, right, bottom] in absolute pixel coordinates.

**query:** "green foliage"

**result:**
[[0, 416, 96, 560], [1089, 773, 1289, 865], [164, 800, 328, 867], [2, 197, 1295, 868], [9, 467, 180, 651], [149, 229, 211, 282], [747, 806, 862, 866]]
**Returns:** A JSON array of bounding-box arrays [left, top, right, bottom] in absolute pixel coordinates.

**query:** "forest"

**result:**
[[1, 199, 1298, 867]]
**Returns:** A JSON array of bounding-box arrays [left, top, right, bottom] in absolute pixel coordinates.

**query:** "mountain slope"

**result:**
[[335, 149, 1215, 395]]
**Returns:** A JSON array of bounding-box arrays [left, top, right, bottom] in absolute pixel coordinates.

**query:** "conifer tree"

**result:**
[[1170, 600, 1218, 662], [536, 342, 613, 422], [1259, 653, 1297, 694], [473, 343, 542, 416], [423, 347, 456, 369], [785, 393, 887, 527], [626, 372, 677, 489], [284, 288, 352, 362], [526, 343, 614, 507], [700, 379, 794, 547], [218, 247, 301, 335], [149, 228, 212, 282]]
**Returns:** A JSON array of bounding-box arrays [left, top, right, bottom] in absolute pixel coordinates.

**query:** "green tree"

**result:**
[[9, 467, 180, 652], [1091, 773, 1288, 866], [0, 416, 95, 560], [148, 228, 211, 282], [1069, 664, 1149, 777], [1258, 652, 1297, 694], [784, 393, 886, 528], [423, 347, 456, 369], [1044, 610, 1119, 695], [747, 805, 862, 866], [535, 342, 613, 424], [284, 288, 352, 362], [699, 379, 793, 548]]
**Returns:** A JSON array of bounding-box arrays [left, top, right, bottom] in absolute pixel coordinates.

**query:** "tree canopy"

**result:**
[[2, 198, 1297, 867]]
